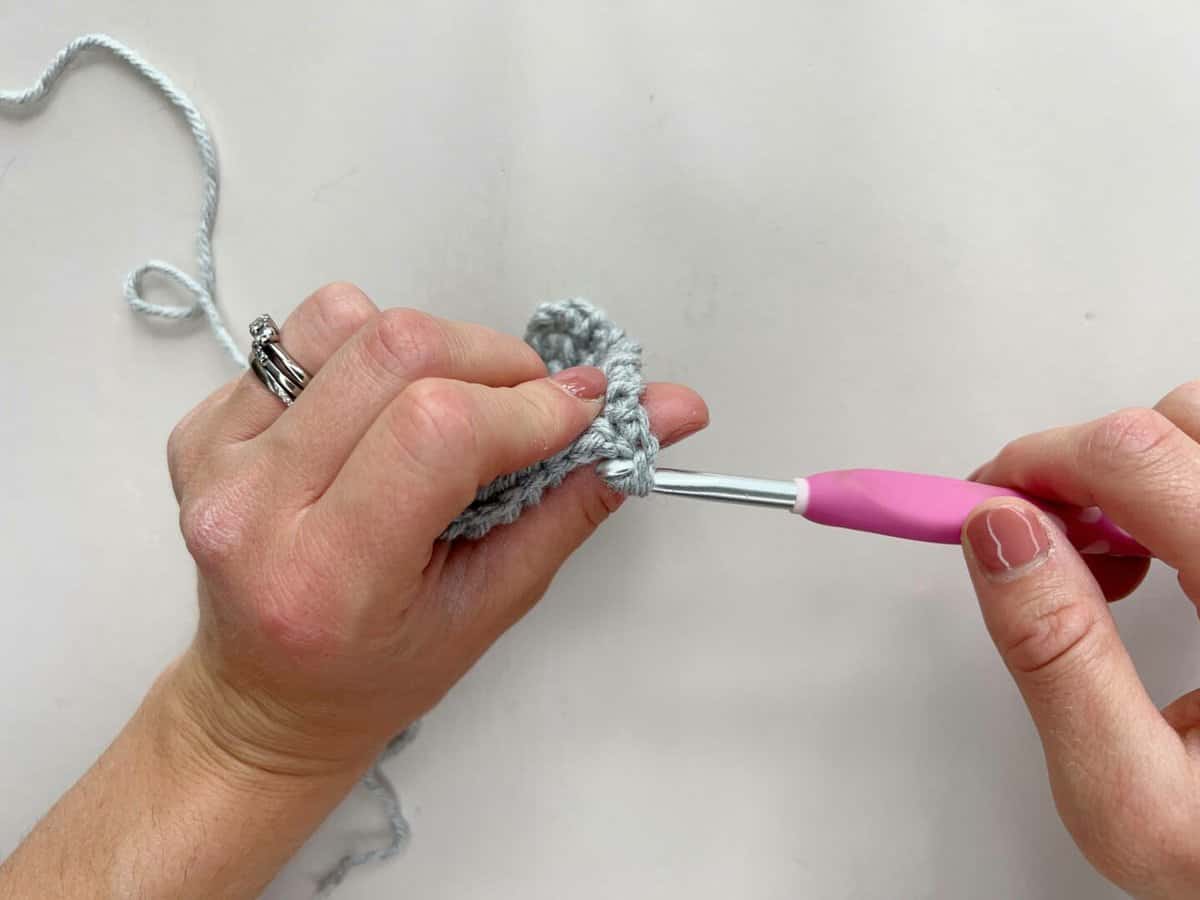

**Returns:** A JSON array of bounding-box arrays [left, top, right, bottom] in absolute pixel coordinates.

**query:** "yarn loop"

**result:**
[[0, 33, 246, 366]]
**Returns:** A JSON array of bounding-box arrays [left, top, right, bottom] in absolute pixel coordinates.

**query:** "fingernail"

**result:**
[[966, 506, 1050, 577], [550, 365, 606, 401]]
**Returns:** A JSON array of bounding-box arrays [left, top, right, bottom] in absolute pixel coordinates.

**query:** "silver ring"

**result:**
[[249, 314, 310, 407]]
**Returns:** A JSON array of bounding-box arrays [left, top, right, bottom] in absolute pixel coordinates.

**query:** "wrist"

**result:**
[[155, 649, 376, 791], [0, 651, 383, 900]]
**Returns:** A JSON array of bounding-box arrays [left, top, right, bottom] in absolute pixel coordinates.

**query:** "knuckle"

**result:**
[[307, 281, 375, 334], [995, 589, 1102, 677], [990, 438, 1021, 472], [251, 580, 345, 662], [398, 378, 477, 458], [365, 308, 445, 378], [1083, 408, 1176, 474], [178, 481, 256, 571], [989, 433, 1039, 480]]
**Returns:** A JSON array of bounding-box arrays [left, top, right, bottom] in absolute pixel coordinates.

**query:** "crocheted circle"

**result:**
[[442, 299, 658, 541]]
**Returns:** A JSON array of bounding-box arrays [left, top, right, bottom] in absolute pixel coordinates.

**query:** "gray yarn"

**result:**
[[444, 298, 658, 539], [0, 34, 655, 542], [0, 33, 246, 367], [2, 33, 657, 894], [314, 723, 420, 899]]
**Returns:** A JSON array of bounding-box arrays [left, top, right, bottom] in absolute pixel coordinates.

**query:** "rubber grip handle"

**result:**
[[799, 469, 1150, 557]]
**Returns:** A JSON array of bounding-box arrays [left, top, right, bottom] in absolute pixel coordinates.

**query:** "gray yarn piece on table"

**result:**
[[0, 33, 247, 367], [314, 723, 420, 899], [2, 33, 657, 896]]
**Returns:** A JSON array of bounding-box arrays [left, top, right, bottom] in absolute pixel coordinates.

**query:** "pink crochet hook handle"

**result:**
[[800, 470, 1149, 557], [595, 462, 1151, 558]]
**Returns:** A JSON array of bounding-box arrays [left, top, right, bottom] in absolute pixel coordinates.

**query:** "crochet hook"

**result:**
[[594, 461, 1151, 558]]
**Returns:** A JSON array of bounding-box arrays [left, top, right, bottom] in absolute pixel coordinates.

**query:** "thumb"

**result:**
[[477, 381, 708, 607], [962, 499, 1170, 824]]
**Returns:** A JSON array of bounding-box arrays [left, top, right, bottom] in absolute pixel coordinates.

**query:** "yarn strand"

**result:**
[[315, 724, 420, 898], [0, 33, 246, 366]]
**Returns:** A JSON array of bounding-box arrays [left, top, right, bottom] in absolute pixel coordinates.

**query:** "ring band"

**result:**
[[249, 314, 310, 407]]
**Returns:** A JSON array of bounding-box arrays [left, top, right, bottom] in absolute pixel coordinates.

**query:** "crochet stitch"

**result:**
[[444, 298, 657, 540]]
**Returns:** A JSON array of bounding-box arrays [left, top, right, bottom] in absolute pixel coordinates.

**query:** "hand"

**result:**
[[0, 285, 706, 900], [962, 383, 1200, 898], [166, 283, 708, 778]]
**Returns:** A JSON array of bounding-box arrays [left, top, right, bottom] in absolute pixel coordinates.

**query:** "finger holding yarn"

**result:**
[[443, 299, 658, 541]]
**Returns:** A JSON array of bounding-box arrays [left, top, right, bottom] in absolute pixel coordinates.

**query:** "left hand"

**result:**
[[166, 283, 709, 778], [0, 283, 709, 900]]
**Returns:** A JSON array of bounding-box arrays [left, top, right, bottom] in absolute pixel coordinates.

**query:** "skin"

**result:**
[[964, 382, 1200, 899], [0, 283, 709, 899], [4, 283, 1200, 898]]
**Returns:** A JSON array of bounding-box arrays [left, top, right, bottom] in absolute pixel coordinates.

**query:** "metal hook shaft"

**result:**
[[596, 460, 798, 509]]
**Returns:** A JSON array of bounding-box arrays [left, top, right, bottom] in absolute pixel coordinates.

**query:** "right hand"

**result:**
[[961, 386, 1200, 898]]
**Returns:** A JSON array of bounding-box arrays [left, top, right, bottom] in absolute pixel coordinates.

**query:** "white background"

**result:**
[[3, 3, 1199, 897]]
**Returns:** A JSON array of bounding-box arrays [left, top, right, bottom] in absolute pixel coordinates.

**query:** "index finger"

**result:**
[[300, 367, 609, 576], [973, 407, 1200, 570]]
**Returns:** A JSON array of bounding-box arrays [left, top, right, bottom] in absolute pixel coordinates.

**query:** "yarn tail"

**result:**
[[0, 34, 246, 366]]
